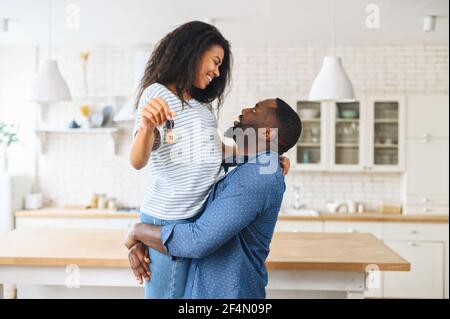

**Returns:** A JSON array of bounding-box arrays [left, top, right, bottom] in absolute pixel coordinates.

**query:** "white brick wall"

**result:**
[[34, 45, 448, 211]]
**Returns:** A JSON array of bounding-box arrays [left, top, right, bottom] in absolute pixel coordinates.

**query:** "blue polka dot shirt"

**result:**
[[160, 151, 286, 299]]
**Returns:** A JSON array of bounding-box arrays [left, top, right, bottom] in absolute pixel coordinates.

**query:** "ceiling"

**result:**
[[0, 0, 448, 47]]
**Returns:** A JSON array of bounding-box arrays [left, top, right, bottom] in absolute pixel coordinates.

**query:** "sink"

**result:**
[[282, 209, 319, 216]]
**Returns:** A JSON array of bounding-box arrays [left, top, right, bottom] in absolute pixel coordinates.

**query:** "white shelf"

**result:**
[[336, 118, 359, 123], [375, 143, 399, 148], [298, 143, 321, 147], [374, 119, 399, 124], [301, 118, 321, 123], [336, 143, 359, 148], [35, 127, 120, 155]]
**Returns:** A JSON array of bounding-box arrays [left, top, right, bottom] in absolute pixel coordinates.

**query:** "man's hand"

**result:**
[[128, 242, 151, 285], [280, 156, 291, 176], [124, 223, 141, 249]]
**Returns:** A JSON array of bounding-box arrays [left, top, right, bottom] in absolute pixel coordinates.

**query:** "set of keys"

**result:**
[[164, 119, 176, 144]]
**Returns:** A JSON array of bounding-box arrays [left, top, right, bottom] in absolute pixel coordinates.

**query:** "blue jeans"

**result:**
[[140, 212, 196, 299]]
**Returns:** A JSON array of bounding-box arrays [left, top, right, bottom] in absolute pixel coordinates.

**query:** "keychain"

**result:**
[[165, 119, 176, 144]]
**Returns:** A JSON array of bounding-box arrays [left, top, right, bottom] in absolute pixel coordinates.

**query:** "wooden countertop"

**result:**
[[0, 227, 410, 272], [278, 212, 449, 223], [15, 208, 449, 224]]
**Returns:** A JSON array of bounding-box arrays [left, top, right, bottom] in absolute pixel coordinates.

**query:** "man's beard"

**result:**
[[224, 122, 256, 146]]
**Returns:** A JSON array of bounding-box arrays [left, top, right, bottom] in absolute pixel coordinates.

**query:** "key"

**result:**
[[165, 119, 176, 144]]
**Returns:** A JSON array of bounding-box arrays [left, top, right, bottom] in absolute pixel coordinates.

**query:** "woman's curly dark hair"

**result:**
[[135, 21, 232, 110]]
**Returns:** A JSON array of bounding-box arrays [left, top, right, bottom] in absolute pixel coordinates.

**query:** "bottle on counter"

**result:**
[[107, 198, 117, 210], [97, 194, 107, 209], [90, 194, 99, 209]]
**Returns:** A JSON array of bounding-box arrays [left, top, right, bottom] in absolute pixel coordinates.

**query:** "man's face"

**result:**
[[233, 99, 278, 131], [228, 99, 279, 150]]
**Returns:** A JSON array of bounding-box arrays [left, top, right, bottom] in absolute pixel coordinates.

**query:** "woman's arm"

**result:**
[[129, 127, 159, 170], [129, 97, 174, 170]]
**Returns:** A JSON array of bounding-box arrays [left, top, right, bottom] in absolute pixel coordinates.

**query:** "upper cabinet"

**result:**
[[294, 101, 328, 171], [407, 95, 449, 139], [366, 96, 406, 172], [329, 99, 365, 171], [291, 96, 406, 173]]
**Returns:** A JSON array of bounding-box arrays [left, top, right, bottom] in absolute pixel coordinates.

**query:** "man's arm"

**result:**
[[163, 167, 276, 259], [126, 166, 277, 258], [126, 223, 166, 254]]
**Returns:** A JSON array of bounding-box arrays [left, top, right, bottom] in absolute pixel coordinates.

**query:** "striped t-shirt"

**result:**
[[133, 83, 223, 220]]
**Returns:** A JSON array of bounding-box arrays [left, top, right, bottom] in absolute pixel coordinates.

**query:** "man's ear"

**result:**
[[264, 127, 277, 142]]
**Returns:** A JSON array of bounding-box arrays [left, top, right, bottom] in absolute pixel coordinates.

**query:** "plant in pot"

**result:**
[[0, 122, 19, 172]]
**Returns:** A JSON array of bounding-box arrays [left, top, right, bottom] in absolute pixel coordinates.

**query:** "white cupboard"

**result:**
[[275, 219, 449, 299], [403, 95, 449, 216], [291, 96, 406, 173], [383, 241, 444, 299]]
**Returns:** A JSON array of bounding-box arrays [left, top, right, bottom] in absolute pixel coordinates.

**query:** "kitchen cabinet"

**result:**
[[407, 95, 449, 138], [323, 221, 383, 239], [403, 95, 449, 217], [405, 139, 449, 197], [365, 97, 406, 172], [383, 241, 444, 298], [329, 99, 366, 171], [293, 101, 329, 171], [290, 96, 406, 173], [277, 218, 449, 298]]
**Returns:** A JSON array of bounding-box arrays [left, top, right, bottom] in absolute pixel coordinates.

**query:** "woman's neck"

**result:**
[[166, 83, 193, 100]]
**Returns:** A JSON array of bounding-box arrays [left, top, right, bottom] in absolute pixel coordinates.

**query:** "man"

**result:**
[[125, 98, 302, 298]]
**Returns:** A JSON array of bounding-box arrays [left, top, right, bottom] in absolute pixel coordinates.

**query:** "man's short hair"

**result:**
[[273, 98, 302, 154]]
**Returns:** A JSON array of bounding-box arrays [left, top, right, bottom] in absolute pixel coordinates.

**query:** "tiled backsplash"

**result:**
[[35, 45, 448, 210]]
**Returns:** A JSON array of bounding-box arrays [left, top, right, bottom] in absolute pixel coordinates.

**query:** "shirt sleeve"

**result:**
[[160, 167, 276, 259], [132, 84, 166, 148]]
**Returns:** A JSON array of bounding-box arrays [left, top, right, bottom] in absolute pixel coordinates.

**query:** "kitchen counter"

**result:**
[[0, 227, 409, 298], [0, 227, 409, 271], [15, 207, 449, 224]]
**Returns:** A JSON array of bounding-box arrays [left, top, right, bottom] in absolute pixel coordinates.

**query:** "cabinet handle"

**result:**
[[410, 230, 420, 235], [422, 208, 432, 213], [421, 197, 430, 203], [408, 242, 419, 247], [348, 228, 358, 233]]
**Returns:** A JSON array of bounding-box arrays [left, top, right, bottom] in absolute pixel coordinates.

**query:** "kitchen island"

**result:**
[[0, 227, 409, 299]]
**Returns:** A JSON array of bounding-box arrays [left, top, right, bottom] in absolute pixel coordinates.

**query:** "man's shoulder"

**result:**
[[226, 161, 284, 191]]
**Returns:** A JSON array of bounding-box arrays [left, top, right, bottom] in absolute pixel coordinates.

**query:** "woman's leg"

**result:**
[[140, 213, 193, 299]]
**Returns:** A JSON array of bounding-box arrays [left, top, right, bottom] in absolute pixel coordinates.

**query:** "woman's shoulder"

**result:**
[[142, 82, 170, 97]]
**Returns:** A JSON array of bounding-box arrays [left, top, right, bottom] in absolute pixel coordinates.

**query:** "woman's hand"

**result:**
[[280, 156, 291, 176], [127, 242, 151, 285], [140, 97, 176, 130]]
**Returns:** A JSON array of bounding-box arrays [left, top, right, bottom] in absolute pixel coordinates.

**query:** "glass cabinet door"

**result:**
[[373, 101, 399, 165], [369, 98, 405, 171], [332, 101, 363, 169], [296, 101, 325, 169]]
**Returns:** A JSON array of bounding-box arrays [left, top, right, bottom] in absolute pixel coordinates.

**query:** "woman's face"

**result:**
[[194, 45, 225, 90]]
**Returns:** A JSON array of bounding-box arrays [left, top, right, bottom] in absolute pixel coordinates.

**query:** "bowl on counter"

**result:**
[[299, 108, 320, 119]]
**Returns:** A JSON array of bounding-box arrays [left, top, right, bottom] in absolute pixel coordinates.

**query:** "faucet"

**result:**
[[291, 185, 303, 209]]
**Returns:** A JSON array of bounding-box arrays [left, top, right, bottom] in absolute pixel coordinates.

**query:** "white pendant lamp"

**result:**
[[29, 0, 71, 102], [30, 60, 71, 102], [309, 0, 354, 102]]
